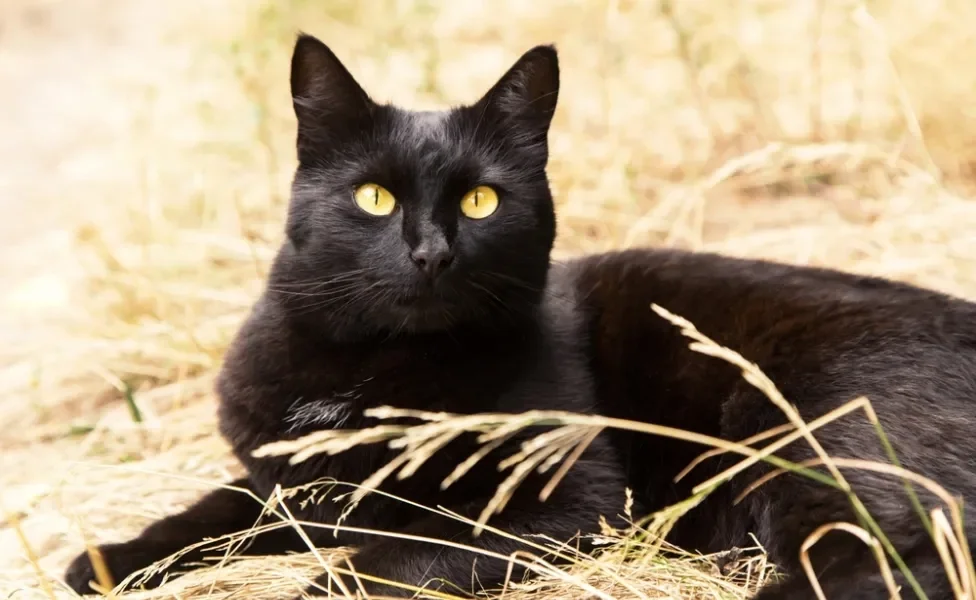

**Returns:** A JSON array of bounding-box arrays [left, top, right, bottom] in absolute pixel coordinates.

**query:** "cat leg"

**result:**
[[302, 493, 622, 598], [64, 477, 306, 595], [738, 472, 958, 600], [720, 384, 961, 600], [753, 551, 957, 600]]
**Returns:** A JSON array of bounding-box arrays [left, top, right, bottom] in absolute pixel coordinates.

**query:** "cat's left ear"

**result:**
[[475, 45, 560, 139]]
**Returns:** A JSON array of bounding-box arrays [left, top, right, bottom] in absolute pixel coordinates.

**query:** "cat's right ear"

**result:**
[[290, 33, 373, 147]]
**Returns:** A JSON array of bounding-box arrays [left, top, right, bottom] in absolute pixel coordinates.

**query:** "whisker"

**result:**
[[468, 281, 527, 325], [268, 267, 380, 289], [268, 280, 367, 298], [329, 280, 387, 318], [477, 271, 576, 305], [285, 283, 374, 316]]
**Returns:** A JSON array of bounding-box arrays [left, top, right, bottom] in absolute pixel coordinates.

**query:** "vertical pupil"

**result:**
[[474, 191, 481, 207], [372, 188, 379, 205]]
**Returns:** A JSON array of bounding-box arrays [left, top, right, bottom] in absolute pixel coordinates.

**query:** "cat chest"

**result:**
[[282, 380, 370, 434], [249, 373, 505, 499], [279, 371, 494, 437]]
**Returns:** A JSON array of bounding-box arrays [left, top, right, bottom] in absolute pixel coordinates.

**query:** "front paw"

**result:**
[[65, 548, 101, 595], [63, 542, 169, 595]]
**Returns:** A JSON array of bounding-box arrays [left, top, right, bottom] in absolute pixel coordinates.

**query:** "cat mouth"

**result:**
[[382, 293, 457, 332], [393, 292, 443, 308], [387, 286, 458, 320], [366, 280, 467, 331], [391, 278, 451, 306]]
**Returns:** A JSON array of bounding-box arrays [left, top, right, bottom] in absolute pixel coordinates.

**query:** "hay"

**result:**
[[2, 0, 976, 598]]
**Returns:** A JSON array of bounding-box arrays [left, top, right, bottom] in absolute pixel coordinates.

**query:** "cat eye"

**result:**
[[460, 186, 499, 220], [354, 183, 396, 216]]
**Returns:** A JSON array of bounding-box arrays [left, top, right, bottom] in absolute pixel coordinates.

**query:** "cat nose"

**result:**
[[410, 245, 454, 279]]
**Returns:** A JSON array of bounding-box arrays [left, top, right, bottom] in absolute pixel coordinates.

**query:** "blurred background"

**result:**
[[2, 0, 975, 597]]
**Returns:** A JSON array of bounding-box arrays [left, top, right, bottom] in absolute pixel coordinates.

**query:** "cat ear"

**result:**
[[475, 45, 560, 138], [290, 33, 373, 144]]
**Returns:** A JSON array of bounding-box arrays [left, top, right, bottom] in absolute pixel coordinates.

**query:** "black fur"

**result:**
[[64, 34, 976, 599], [64, 35, 629, 598], [571, 248, 976, 599]]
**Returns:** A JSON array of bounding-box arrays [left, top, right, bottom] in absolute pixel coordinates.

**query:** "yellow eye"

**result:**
[[354, 183, 396, 216], [460, 186, 499, 219]]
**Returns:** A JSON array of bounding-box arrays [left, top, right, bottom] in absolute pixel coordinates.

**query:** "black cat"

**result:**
[[63, 33, 976, 600], [572, 248, 976, 599], [64, 35, 631, 599]]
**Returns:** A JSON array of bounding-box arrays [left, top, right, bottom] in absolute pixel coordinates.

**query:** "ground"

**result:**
[[2, 0, 976, 598]]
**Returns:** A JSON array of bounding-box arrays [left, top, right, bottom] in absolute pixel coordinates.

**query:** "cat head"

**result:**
[[269, 33, 560, 339]]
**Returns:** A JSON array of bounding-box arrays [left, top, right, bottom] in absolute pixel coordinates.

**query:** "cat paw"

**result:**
[[64, 549, 101, 595], [63, 543, 168, 595]]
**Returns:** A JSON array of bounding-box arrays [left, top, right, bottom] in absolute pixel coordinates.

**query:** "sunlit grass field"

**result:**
[[3, 0, 976, 598]]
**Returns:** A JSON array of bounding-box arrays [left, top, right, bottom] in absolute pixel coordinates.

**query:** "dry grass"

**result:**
[[253, 303, 974, 599], [3, 0, 976, 598]]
